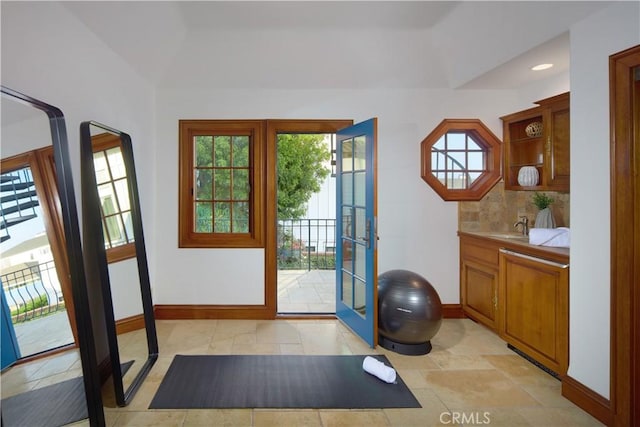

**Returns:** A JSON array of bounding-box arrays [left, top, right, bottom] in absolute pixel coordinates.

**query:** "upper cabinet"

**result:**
[[501, 92, 570, 192]]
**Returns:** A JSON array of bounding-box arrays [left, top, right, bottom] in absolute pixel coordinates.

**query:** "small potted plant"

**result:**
[[532, 192, 556, 228]]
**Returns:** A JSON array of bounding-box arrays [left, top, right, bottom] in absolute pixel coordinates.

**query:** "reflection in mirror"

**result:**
[[1, 86, 104, 425], [80, 121, 158, 407], [0, 93, 77, 357]]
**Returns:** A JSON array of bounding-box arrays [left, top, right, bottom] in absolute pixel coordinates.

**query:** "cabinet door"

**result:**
[[537, 92, 570, 192], [499, 250, 569, 375], [544, 103, 570, 190], [461, 259, 498, 330]]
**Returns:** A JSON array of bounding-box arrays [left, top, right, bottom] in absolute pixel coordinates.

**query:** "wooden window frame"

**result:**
[[1, 147, 79, 347], [179, 120, 265, 248], [91, 132, 136, 263], [420, 119, 502, 201]]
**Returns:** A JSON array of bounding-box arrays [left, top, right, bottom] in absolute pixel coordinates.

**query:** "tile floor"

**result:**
[[277, 270, 336, 314], [1, 318, 603, 427]]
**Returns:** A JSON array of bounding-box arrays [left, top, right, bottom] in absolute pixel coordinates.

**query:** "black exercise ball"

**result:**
[[378, 269, 442, 355]]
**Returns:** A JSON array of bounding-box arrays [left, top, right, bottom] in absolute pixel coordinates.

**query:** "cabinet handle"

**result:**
[[499, 248, 569, 269]]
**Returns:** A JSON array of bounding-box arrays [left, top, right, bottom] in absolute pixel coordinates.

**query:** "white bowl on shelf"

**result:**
[[517, 166, 539, 186]]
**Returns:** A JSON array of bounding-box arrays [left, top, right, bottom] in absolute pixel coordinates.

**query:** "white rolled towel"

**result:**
[[362, 356, 397, 384], [529, 227, 570, 247]]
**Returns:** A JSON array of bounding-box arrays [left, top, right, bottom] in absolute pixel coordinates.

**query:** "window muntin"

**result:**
[[420, 119, 501, 201], [430, 132, 486, 189], [193, 135, 251, 234], [179, 120, 264, 248]]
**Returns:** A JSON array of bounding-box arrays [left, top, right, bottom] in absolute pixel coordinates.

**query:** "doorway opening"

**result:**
[[1, 156, 75, 358], [276, 133, 337, 314]]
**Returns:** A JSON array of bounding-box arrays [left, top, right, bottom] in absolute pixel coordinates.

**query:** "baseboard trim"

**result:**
[[115, 314, 146, 335], [155, 304, 462, 320], [562, 375, 611, 426], [154, 304, 276, 320], [442, 303, 465, 318]]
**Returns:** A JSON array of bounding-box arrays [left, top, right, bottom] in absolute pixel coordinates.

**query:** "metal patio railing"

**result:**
[[1, 260, 66, 323], [277, 218, 336, 271]]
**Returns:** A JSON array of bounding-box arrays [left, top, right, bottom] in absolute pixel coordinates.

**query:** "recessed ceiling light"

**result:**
[[531, 63, 554, 71]]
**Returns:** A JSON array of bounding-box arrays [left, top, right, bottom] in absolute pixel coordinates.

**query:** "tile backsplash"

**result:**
[[458, 181, 569, 232]]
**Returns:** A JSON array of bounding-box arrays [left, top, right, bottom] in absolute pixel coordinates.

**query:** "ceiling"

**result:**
[[60, 1, 611, 90]]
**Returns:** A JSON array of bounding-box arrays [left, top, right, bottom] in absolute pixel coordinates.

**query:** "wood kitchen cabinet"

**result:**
[[459, 232, 570, 376], [459, 234, 501, 331], [499, 249, 569, 376], [501, 92, 570, 192]]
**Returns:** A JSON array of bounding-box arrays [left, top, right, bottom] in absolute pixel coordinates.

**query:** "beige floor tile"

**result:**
[[424, 369, 540, 408], [209, 337, 235, 354], [231, 342, 282, 355], [520, 383, 577, 408], [183, 409, 252, 426], [0, 318, 603, 427], [279, 343, 305, 354], [483, 354, 561, 386], [253, 409, 322, 426], [319, 410, 390, 427], [517, 407, 604, 426], [429, 351, 496, 370], [112, 410, 186, 426], [256, 321, 301, 344]]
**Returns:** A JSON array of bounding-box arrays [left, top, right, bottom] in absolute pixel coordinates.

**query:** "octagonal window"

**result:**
[[421, 119, 502, 201]]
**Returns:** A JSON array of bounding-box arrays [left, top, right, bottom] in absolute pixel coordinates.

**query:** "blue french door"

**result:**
[[335, 118, 378, 347]]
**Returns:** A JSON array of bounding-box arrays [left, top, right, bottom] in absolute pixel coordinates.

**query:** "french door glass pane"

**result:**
[[354, 136, 366, 170], [354, 172, 365, 206], [354, 208, 365, 242], [342, 138, 353, 172], [354, 243, 365, 279], [354, 278, 366, 317], [342, 271, 353, 307]]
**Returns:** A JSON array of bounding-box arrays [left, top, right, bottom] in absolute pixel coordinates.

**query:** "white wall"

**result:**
[[5, 1, 639, 404], [155, 87, 519, 305], [568, 1, 640, 399], [1, 2, 157, 320]]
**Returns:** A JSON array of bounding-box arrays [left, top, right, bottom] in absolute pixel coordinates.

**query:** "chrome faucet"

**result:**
[[514, 216, 529, 236]]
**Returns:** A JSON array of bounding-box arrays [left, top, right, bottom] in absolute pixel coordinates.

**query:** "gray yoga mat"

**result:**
[[1, 361, 133, 427], [149, 354, 421, 409]]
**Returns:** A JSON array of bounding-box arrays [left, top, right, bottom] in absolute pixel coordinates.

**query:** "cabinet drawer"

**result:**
[[461, 240, 499, 266]]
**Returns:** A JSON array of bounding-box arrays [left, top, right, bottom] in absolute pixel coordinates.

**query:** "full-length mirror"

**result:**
[[80, 121, 158, 406], [1, 86, 104, 426]]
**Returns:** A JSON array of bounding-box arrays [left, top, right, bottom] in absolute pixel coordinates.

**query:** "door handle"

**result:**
[[357, 219, 372, 249]]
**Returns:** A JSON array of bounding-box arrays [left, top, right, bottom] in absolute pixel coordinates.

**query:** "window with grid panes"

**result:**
[[179, 120, 264, 248]]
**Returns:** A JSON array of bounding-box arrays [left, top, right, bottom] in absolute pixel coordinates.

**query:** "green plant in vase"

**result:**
[[532, 192, 556, 228]]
